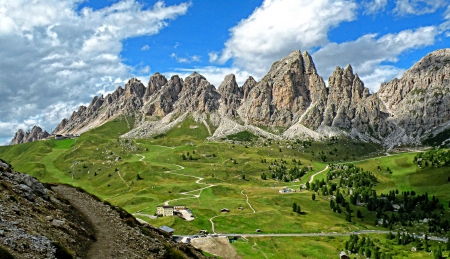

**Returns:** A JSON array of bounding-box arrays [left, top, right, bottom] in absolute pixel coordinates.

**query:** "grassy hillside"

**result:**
[[1, 115, 449, 258]]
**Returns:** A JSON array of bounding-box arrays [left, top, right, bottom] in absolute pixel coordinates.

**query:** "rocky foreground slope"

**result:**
[[0, 159, 206, 259], [14, 48, 450, 147]]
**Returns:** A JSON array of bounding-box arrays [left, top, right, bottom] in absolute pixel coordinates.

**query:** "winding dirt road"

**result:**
[[308, 165, 329, 183]]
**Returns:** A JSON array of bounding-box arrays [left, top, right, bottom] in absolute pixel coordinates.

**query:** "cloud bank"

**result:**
[[0, 0, 189, 142]]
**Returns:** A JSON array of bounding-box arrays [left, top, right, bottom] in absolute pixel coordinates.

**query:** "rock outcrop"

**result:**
[[0, 159, 206, 259], [10, 126, 50, 145], [377, 49, 450, 145], [41, 48, 450, 147], [218, 74, 243, 117], [239, 51, 327, 127]]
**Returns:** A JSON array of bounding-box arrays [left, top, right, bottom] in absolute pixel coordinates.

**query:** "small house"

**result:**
[[221, 208, 230, 213], [156, 206, 174, 216], [159, 226, 174, 235]]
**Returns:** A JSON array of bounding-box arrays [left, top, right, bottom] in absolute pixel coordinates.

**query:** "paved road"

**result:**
[[176, 230, 448, 242]]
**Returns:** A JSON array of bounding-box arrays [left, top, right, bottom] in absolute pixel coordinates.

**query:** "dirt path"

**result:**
[[162, 165, 216, 205], [251, 242, 268, 259], [117, 170, 129, 187], [241, 190, 256, 213], [309, 165, 329, 183], [52, 185, 158, 259]]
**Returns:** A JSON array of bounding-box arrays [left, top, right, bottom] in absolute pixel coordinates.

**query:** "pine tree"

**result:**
[[357, 210, 362, 218], [293, 202, 297, 212], [312, 193, 316, 201]]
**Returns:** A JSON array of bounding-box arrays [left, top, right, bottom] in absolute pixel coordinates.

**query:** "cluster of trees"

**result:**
[[264, 158, 310, 182], [327, 164, 378, 189], [388, 232, 449, 258], [346, 233, 448, 259], [368, 192, 449, 233], [414, 148, 450, 167], [181, 151, 196, 161], [344, 234, 391, 259], [325, 164, 450, 233]]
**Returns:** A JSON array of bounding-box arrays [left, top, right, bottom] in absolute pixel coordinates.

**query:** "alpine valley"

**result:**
[[3, 50, 450, 259]]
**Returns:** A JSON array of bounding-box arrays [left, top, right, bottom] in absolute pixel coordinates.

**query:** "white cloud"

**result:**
[[360, 66, 405, 93], [313, 26, 438, 92], [394, 0, 448, 16], [208, 52, 219, 62], [171, 53, 201, 63], [363, 0, 388, 14], [141, 44, 150, 51], [0, 0, 190, 142], [213, 0, 357, 78], [139, 65, 151, 74], [165, 66, 254, 88]]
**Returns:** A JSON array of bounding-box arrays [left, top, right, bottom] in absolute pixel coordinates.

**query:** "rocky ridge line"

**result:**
[[10, 126, 50, 145], [16, 48, 450, 147]]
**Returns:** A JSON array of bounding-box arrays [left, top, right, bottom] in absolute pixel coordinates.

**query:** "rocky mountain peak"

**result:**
[[40, 48, 450, 147], [145, 72, 168, 101], [302, 51, 317, 75], [242, 76, 257, 100], [375, 48, 450, 142], [175, 72, 220, 114], [240, 49, 327, 127], [185, 72, 207, 87], [124, 78, 145, 98], [218, 74, 243, 117], [217, 74, 241, 96], [10, 126, 50, 145]]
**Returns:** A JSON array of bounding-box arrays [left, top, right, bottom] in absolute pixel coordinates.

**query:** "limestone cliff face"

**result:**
[[174, 72, 220, 114], [54, 78, 146, 134], [322, 65, 369, 128], [377, 49, 450, 142], [10, 126, 50, 145], [218, 74, 243, 117], [43, 48, 450, 147], [239, 51, 327, 127], [142, 75, 183, 117]]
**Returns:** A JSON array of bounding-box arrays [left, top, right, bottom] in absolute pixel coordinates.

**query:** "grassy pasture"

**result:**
[[2, 115, 450, 258], [353, 152, 450, 208]]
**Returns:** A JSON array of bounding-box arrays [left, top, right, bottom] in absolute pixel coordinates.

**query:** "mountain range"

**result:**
[[11, 49, 450, 147]]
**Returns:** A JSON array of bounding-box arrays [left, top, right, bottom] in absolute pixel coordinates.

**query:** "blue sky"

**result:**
[[0, 0, 450, 145]]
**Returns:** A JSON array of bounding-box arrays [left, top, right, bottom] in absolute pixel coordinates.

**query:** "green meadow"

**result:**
[[1, 115, 449, 258]]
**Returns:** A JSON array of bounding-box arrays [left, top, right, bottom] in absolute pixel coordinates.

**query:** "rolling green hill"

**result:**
[[1, 115, 449, 258]]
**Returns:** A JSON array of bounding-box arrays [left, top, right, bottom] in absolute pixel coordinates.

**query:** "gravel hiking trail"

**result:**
[[52, 185, 158, 259]]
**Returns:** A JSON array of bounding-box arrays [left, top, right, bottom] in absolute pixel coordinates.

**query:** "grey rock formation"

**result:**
[[44, 48, 450, 147], [218, 74, 243, 117], [377, 49, 450, 145], [239, 50, 327, 127], [10, 126, 50, 145]]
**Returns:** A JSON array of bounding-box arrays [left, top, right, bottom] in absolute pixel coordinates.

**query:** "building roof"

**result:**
[[157, 205, 174, 208], [159, 226, 175, 233]]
